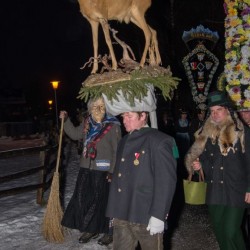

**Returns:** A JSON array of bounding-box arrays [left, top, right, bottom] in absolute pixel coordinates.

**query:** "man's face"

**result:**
[[210, 105, 229, 124], [198, 112, 205, 121], [90, 98, 106, 123], [181, 113, 187, 119], [239, 111, 250, 126], [121, 112, 146, 132]]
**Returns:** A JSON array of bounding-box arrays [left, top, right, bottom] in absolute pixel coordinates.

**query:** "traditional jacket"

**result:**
[[185, 114, 250, 207], [64, 118, 121, 173], [106, 127, 177, 225]]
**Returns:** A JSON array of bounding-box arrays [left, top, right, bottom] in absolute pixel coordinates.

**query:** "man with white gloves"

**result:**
[[106, 111, 178, 250], [147, 216, 165, 236]]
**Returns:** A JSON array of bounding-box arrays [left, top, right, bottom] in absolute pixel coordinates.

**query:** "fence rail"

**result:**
[[0, 122, 34, 137], [0, 144, 59, 205]]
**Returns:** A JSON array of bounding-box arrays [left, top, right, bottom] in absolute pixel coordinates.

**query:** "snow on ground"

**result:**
[[0, 139, 219, 250], [0, 141, 109, 250]]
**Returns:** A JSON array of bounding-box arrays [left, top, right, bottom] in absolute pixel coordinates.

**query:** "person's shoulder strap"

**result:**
[[92, 123, 113, 143]]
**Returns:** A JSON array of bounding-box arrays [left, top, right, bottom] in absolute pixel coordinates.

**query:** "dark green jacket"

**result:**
[[106, 127, 177, 225], [200, 126, 250, 208]]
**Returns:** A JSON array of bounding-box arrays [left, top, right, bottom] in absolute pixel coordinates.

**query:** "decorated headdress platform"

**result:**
[[75, 1, 180, 127], [78, 66, 180, 128]]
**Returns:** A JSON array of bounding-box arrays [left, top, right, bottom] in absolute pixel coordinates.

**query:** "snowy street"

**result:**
[[0, 139, 218, 250], [0, 141, 109, 250]]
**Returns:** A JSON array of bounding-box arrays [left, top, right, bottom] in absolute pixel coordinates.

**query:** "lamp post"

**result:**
[[51, 81, 59, 129], [48, 100, 53, 110]]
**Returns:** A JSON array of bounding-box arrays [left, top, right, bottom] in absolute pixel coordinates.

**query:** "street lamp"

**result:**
[[48, 100, 53, 110], [51, 81, 59, 129]]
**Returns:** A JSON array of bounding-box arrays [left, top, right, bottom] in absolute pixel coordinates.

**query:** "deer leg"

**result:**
[[100, 19, 117, 71], [131, 11, 152, 67], [148, 26, 162, 65], [148, 45, 157, 66], [89, 20, 100, 74]]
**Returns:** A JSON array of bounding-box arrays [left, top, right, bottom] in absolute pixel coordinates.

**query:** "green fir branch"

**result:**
[[77, 68, 181, 105]]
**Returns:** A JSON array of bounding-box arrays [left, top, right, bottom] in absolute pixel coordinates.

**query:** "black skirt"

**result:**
[[61, 168, 110, 233]]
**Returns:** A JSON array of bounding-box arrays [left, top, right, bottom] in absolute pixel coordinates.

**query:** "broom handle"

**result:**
[[55, 116, 64, 173]]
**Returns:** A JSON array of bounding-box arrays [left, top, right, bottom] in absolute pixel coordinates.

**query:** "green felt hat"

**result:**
[[207, 91, 231, 108]]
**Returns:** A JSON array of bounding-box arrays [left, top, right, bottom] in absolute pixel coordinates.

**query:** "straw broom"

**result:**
[[42, 116, 65, 243]]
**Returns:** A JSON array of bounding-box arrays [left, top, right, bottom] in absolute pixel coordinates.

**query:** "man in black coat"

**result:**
[[185, 91, 250, 250], [238, 109, 250, 248], [106, 111, 178, 250]]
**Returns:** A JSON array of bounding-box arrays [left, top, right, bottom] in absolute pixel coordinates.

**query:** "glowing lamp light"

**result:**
[[51, 81, 59, 90], [50, 81, 60, 129]]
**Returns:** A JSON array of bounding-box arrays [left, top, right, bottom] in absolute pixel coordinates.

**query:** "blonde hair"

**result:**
[[87, 96, 105, 112]]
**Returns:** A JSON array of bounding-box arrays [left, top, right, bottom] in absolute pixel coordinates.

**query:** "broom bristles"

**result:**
[[42, 172, 65, 243]]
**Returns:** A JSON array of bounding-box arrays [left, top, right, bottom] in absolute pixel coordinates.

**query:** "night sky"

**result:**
[[0, 0, 225, 116], [0, 0, 90, 113]]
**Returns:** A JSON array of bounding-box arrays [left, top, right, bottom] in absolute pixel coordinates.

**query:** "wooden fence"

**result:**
[[0, 144, 59, 205]]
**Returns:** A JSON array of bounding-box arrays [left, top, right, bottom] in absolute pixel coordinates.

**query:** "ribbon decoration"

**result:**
[[134, 152, 140, 166]]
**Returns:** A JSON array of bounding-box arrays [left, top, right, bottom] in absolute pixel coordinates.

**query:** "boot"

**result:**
[[79, 232, 99, 243], [97, 234, 113, 246]]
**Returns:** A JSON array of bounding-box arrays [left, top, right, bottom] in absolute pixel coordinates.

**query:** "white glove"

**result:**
[[146, 216, 164, 235]]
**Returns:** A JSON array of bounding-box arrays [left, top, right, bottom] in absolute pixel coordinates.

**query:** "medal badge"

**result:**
[[134, 159, 139, 165], [134, 153, 140, 166]]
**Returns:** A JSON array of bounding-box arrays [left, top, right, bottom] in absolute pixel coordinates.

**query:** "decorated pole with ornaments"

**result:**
[[224, 0, 250, 110]]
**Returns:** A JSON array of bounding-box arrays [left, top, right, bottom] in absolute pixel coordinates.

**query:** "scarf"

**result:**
[[83, 113, 120, 159]]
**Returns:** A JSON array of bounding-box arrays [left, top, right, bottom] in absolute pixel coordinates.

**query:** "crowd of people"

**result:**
[[60, 96, 178, 249], [58, 91, 250, 250]]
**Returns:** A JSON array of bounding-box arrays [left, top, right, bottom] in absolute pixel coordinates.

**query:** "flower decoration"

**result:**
[[224, 0, 250, 110], [182, 43, 219, 110]]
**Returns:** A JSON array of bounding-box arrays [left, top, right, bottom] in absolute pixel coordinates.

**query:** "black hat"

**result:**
[[180, 109, 188, 114], [197, 109, 205, 114], [207, 91, 231, 108]]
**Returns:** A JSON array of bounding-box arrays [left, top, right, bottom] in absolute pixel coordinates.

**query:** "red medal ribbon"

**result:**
[[135, 153, 140, 159]]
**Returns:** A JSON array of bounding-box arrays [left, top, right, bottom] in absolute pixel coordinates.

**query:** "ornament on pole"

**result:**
[[224, 0, 250, 111], [182, 25, 220, 110]]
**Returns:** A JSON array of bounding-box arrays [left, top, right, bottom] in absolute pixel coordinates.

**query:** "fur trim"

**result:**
[[185, 114, 245, 175]]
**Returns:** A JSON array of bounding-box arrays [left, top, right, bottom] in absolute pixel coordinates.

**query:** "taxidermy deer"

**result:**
[[78, 0, 161, 74]]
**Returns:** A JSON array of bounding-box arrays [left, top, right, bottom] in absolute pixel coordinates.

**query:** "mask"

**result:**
[[90, 98, 106, 123]]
